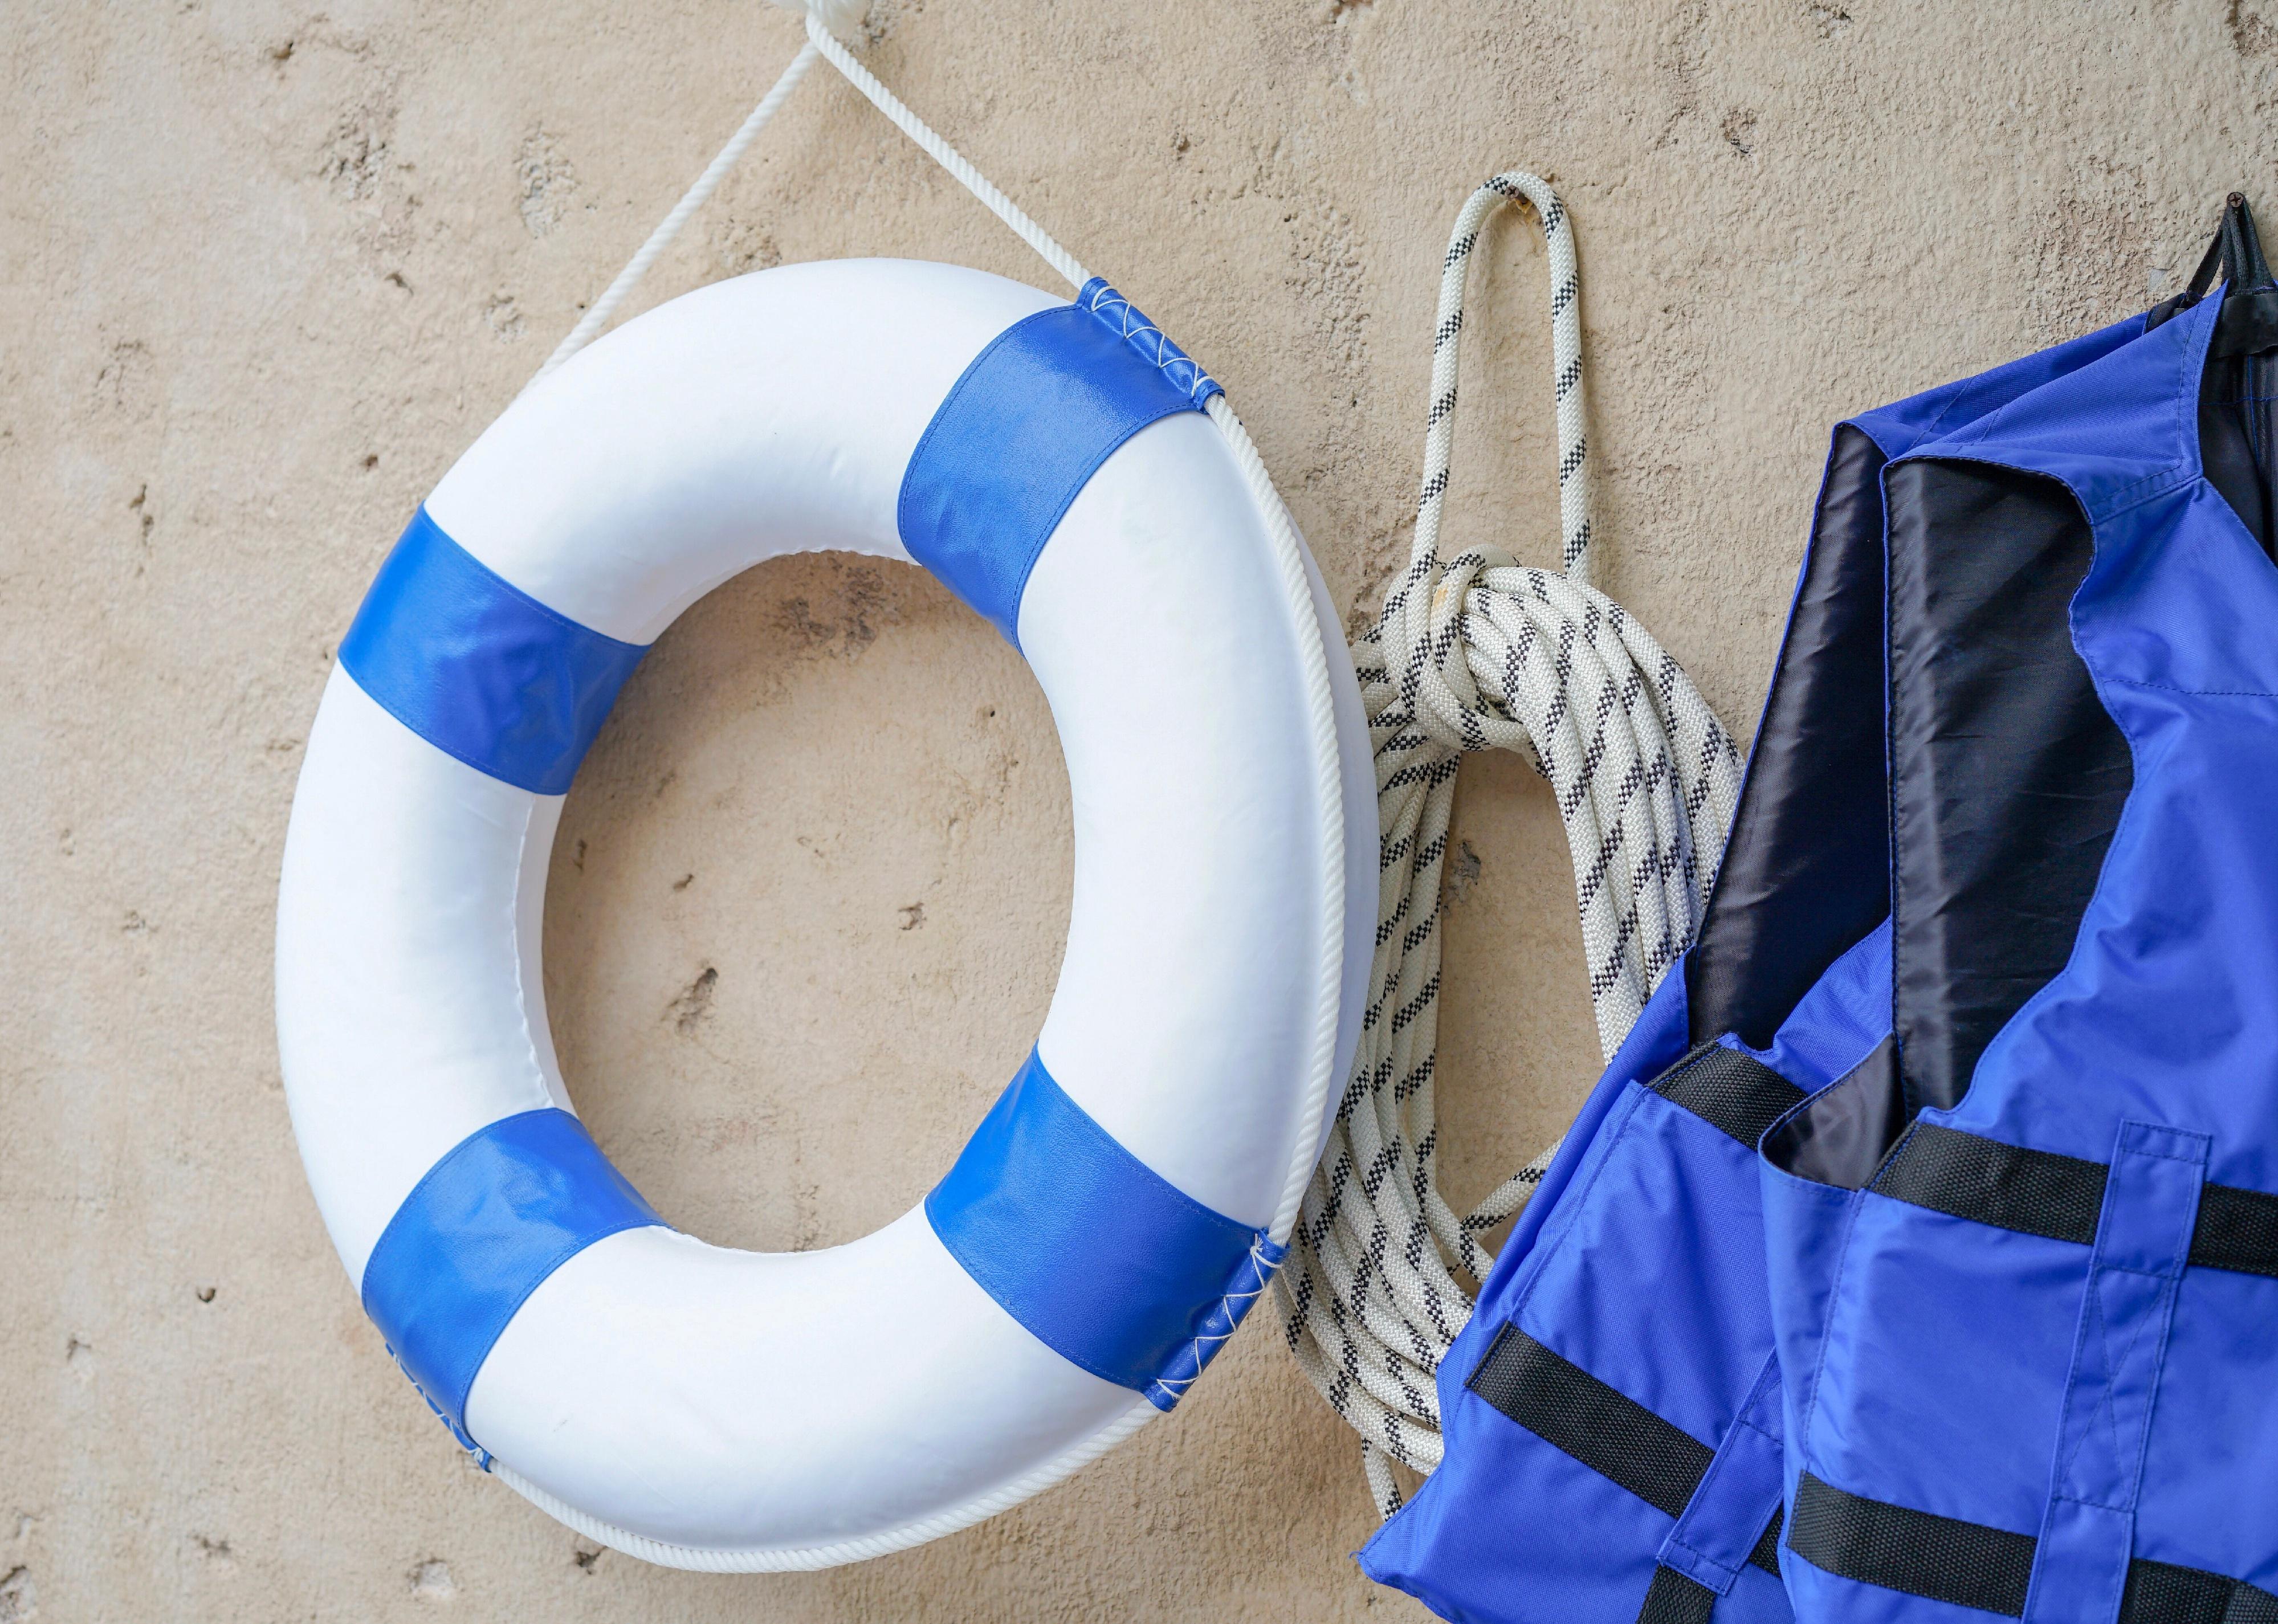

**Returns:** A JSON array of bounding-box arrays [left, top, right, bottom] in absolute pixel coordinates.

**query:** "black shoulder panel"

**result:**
[[1883, 458, 2133, 1113], [1688, 425, 1894, 1048]]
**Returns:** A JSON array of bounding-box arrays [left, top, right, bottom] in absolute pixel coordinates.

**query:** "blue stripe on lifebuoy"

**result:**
[[339, 508, 650, 795], [925, 1050, 1272, 1407], [898, 283, 1213, 648], [360, 1108, 667, 1445]]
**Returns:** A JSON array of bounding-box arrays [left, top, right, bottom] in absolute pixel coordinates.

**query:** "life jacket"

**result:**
[[1758, 235, 2278, 1621], [1362, 203, 2278, 1624]]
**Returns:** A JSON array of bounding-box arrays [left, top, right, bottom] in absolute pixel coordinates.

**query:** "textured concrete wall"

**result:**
[[3, 1, 2270, 1618]]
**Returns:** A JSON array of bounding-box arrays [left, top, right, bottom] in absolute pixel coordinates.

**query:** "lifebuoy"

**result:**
[[276, 258, 1374, 1568]]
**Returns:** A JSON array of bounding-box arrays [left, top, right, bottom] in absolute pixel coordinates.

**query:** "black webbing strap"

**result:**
[[1466, 1325, 1783, 1603], [1636, 1565, 1719, 1624], [1467, 1324, 1710, 1522], [1751, 1507, 1786, 1576], [1787, 1473, 2278, 1622], [1869, 1123, 2278, 1279], [2124, 1559, 2278, 1624], [1651, 1042, 1806, 1149], [1788, 1472, 2036, 1615], [1871, 1124, 2106, 1244], [2189, 1181, 2278, 1279]]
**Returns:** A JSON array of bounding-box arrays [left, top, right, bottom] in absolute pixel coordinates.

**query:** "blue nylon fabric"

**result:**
[[1488, 957, 1697, 1287], [2022, 1123, 2206, 1624], [360, 1108, 666, 1445], [1514, 1088, 1782, 1450], [1767, 287, 2278, 1613], [1847, 310, 2149, 466], [1750, 306, 2182, 1583], [1661, 1353, 1788, 1596], [339, 508, 649, 795], [1143, 1230, 1287, 1411], [924, 1050, 1267, 1399], [1073, 278, 1225, 409], [2134, 1265, 2278, 1581], [1758, 1150, 1854, 1555], [1361, 925, 1893, 1623], [1791, 1201, 2082, 1532], [897, 287, 1209, 648]]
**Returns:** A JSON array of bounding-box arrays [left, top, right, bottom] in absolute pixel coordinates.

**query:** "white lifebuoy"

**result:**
[[276, 258, 1375, 1569]]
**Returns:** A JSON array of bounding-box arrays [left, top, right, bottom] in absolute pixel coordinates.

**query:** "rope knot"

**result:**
[[1375, 544, 1532, 758]]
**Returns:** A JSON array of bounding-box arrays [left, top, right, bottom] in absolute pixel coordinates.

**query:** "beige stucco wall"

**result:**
[[2, 1, 2267, 1617]]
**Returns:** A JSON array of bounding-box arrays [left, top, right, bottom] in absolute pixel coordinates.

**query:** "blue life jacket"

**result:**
[[1363, 224, 2278, 1624]]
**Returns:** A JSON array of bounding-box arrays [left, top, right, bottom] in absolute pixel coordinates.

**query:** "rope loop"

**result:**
[[1274, 174, 1743, 1519]]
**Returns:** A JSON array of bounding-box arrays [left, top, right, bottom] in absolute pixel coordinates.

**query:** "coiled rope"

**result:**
[[1273, 174, 1744, 1519], [506, 0, 1351, 1571]]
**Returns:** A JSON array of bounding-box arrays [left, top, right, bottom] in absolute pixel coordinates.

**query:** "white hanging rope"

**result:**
[[532, 40, 820, 381], [531, 8, 1090, 386], [1272, 174, 1744, 1519], [515, 0, 1352, 1571], [801, 17, 1092, 292]]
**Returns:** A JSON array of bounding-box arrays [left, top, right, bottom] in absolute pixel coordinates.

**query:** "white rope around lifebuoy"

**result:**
[[1273, 174, 1744, 1519], [514, 0, 1351, 1569]]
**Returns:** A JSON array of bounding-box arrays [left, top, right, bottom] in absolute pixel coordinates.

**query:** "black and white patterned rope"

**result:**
[[1274, 173, 1743, 1519]]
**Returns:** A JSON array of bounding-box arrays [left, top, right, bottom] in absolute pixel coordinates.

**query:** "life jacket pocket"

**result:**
[[1364, 1059, 1798, 1624]]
